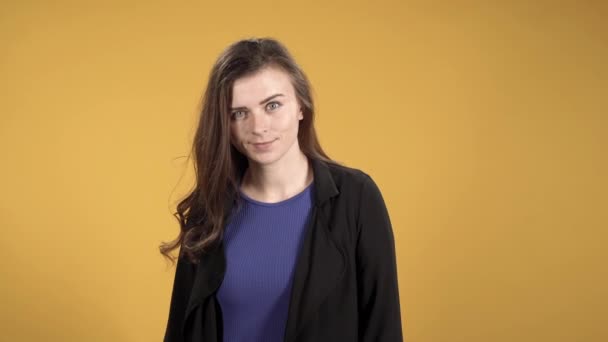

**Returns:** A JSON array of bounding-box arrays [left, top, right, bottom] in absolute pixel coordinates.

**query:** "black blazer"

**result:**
[[164, 158, 404, 341]]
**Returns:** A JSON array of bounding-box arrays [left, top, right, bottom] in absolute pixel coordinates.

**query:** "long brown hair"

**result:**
[[160, 37, 336, 264]]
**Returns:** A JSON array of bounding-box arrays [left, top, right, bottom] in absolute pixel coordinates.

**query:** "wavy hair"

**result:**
[[159, 37, 336, 264]]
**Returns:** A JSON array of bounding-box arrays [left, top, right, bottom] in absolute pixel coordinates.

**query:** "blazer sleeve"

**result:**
[[356, 174, 404, 341], [164, 252, 197, 342]]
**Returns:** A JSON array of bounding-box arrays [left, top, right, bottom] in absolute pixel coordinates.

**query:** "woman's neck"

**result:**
[[240, 151, 313, 203]]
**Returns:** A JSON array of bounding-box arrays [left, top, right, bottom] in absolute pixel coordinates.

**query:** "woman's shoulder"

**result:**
[[321, 160, 389, 220], [323, 160, 377, 190]]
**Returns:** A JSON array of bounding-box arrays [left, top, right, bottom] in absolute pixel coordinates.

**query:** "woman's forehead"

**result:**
[[231, 67, 295, 106]]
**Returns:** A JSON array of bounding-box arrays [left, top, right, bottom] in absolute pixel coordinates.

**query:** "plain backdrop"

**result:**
[[1, 1, 606, 341]]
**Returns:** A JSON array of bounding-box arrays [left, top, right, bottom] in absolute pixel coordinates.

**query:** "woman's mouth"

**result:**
[[251, 139, 276, 151]]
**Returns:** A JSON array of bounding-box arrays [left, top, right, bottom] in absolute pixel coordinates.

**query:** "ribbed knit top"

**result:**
[[217, 182, 314, 342]]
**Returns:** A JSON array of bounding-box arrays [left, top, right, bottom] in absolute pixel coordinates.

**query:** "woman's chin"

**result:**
[[244, 152, 282, 167]]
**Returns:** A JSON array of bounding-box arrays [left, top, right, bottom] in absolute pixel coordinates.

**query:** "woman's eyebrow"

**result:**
[[230, 93, 284, 111]]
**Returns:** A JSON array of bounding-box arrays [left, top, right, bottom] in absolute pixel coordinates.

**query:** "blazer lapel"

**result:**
[[183, 242, 225, 315], [181, 195, 234, 336], [283, 159, 346, 342]]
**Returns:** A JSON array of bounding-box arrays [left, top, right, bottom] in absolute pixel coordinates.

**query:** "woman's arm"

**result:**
[[356, 174, 404, 341]]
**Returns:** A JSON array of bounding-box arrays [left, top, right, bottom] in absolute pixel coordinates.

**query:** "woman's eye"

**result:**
[[231, 111, 246, 120], [266, 101, 281, 111]]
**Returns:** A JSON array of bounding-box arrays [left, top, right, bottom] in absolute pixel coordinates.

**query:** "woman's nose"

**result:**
[[250, 110, 269, 134]]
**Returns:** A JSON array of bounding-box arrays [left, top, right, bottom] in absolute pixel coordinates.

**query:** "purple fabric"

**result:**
[[217, 182, 314, 342]]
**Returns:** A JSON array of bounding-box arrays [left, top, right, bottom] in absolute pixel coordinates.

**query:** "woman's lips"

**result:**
[[251, 139, 276, 151]]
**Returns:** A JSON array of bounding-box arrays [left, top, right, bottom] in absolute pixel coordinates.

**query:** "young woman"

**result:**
[[161, 37, 403, 342]]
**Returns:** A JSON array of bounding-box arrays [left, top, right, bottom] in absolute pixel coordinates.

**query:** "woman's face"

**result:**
[[229, 66, 303, 167]]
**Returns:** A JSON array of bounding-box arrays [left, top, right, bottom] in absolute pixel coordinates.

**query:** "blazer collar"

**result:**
[[310, 157, 340, 207], [183, 158, 344, 340]]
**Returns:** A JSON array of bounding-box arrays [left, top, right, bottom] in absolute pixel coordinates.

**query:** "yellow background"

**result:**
[[1, 1, 606, 341]]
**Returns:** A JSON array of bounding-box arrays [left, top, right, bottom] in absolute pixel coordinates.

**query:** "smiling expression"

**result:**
[[229, 66, 304, 167]]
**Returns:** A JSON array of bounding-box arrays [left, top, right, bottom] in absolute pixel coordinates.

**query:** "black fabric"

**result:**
[[163, 158, 404, 342]]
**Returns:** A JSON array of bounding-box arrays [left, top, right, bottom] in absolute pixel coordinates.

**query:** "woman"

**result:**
[[160, 37, 403, 342]]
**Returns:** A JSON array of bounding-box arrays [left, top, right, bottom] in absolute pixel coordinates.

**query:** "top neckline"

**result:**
[[239, 182, 314, 207]]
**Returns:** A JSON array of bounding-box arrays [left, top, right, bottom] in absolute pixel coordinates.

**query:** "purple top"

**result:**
[[217, 182, 314, 342]]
